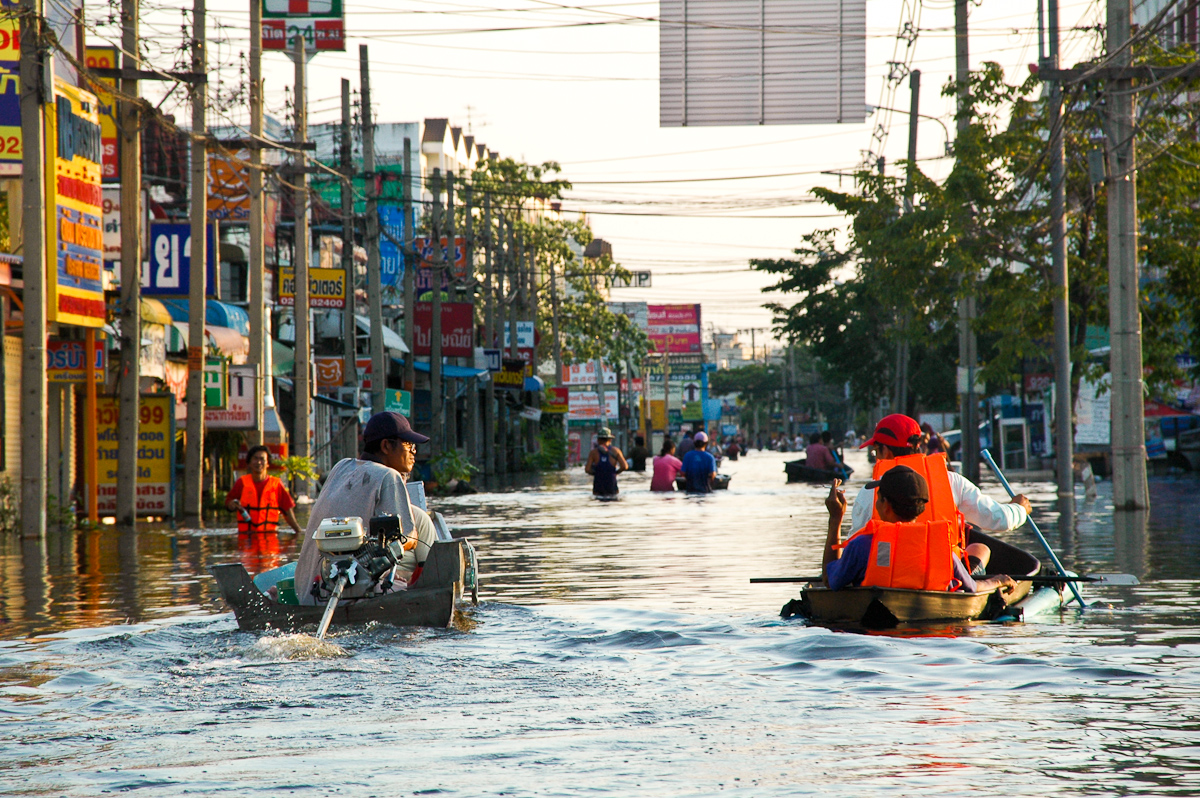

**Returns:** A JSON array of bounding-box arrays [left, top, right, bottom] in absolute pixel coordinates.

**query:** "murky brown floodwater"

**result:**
[[2, 449, 1199, 796]]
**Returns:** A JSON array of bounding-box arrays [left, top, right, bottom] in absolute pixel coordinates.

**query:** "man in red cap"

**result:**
[[850, 414, 1032, 546]]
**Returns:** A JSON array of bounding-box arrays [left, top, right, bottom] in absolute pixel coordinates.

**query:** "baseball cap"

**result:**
[[864, 465, 929, 516], [362, 412, 430, 445], [597, 427, 613, 439], [693, 431, 708, 443], [860, 414, 923, 450]]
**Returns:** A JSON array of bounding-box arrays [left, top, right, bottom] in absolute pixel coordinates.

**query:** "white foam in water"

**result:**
[[250, 633, 350, 660]]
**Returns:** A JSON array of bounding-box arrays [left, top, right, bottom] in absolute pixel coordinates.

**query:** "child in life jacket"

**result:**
[[822, 467, 1019, 595]]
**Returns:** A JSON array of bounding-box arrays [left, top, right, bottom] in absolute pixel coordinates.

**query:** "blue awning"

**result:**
[[159, 298, 251, 337], [404, 359, 489, 379]]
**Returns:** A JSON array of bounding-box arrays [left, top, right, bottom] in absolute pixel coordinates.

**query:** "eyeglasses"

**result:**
[[396, 440, 418, 453]]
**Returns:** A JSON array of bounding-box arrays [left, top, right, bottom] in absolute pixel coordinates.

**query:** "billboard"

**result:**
[[660, 0, 866, 127], [415, 236, 469, 283], [562, 361, 616, 386], [262, 0, 345, 52], [83, 46, 119, 181], [412, 301, 474, 358], [568, 391, 619, 421], [47, 79, 106, 328], [96, 393, 175, 516], [278, 266, 346, 308], [647, 304, 701, 354], [205, 364, 258, 429], [0, 15, 21, 176], [47, 338, 106, 383], [143, 223, 217, 296], [207, 150, 251, 221]]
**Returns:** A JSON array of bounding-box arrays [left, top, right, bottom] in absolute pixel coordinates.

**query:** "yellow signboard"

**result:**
[[46, 79, 106, 328], [0, 17, 21, 176], [649, 399, 667, 431], [96, 393, 175, 516], [83, 46, 119, 181], [278, 266, 346, 308]]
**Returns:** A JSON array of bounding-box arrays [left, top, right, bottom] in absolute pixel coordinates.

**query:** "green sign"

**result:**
[[385, 389, 411, 417], [313, 163, 405, 216], [682, 401, 703, 422], [204, 358, 227, 409]]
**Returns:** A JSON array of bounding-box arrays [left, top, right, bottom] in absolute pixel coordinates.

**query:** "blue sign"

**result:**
[[144, 223, 216, 296], [378, 205, 413, 288]]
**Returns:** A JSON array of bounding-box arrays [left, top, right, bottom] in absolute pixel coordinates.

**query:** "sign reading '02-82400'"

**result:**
[[277, 266, 346, 308]]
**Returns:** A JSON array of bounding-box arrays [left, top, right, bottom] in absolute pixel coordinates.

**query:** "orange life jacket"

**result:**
[[870, 452, 967, 558], [236, 474, 283, 534], [849, 518, 958, 591]]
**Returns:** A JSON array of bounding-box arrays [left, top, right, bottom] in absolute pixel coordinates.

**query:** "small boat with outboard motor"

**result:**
[[210, 485, 478, 633], [784, 458, 854, 483], [675, 473, 732, 491]]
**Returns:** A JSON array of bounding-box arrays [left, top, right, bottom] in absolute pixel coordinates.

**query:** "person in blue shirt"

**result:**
[[681, 431, 717, 493], [821, 469, 1018, 595]]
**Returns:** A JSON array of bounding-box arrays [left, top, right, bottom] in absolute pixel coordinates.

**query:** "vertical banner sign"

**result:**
[[415, 236, 469, 283], [207, 151, 251, 221], [96, 394, 175, 516], [378, 205, 411, 288], [83, 46, 119, 181], [647, 304, 702, 354], [412, 301, 474, 357], [261, 0, 345, 52], [0, 11, 21, 176], [144, 222, 217, 295], [46, 80, 106, 328]]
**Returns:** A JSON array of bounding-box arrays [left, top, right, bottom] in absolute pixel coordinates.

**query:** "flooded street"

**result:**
[[3, 449, 1200, 796]]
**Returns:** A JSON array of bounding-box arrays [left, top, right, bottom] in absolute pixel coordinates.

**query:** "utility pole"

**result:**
[[1047, 0, 1074, 499], [116, 0, 143, 527], [402, 137, 415, 396], [464, 182, 480, 464], [483, 193, 497, 477], [443, 171, 456, 453], [247, 0, 264, 447], [429, 169, 444, 456], [292, 35, 311, 493], [183, 0, 205, 527], [1106, 0, 1149, 509], [340, 79, 357, 427], [955, 0, 980, 482], [19, 0, 46, 539], [360, 45, 384, 415], [526, 235, 539, 453], [895, 69, 920, 417], [506, 217, 519, 470]]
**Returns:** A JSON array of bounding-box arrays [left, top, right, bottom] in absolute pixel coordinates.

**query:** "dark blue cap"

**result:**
[[362, 412, 430, 445]]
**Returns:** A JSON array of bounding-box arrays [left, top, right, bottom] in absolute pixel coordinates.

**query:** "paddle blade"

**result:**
[[1090, 573, 1140, 586]]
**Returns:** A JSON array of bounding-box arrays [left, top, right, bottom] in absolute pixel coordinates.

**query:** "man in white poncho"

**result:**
[[294, 412, 437, 605]]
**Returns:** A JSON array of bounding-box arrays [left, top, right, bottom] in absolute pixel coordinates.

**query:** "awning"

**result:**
[[273, 340, 294, 377], [409, 359, 489, 379], [141, 298, 174, 326], [172, 321, 250, 363], [355, 314, 409, 354], [159, 298, 251, 336]]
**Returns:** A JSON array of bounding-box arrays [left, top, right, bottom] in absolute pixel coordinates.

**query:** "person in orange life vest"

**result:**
[[850, 414, 1033, 576], [225, 445, 303, 535], [822, 469, 1018, 594]]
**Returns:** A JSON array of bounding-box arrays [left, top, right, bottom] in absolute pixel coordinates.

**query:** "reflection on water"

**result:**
[[1, 450, 1199, 796]]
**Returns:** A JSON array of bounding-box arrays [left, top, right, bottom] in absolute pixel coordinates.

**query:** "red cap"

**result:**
[[860, 414, 922, 450]]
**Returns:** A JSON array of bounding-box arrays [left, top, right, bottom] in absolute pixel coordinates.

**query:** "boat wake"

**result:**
[[249, 633, 350, 660]]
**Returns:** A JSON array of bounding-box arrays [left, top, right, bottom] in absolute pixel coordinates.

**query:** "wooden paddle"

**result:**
[[750, 573, 1139, 585]]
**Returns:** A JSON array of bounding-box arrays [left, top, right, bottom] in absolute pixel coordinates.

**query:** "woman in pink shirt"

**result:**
[[651, 440, 684, 492]]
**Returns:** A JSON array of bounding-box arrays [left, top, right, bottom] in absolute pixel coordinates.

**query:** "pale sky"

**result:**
[[94, 0, 1105, 347]]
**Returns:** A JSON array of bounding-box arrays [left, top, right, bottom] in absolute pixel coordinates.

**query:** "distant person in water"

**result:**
[[681, 432, 717, 493], [651, 439, 683, 492], [627, 435, 651, 472], [804, 432, 837, 472], [585, 427, 628, 496], [676, 430, 695, 458]]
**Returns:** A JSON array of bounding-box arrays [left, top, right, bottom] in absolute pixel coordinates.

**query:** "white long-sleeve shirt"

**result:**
[[849, 470, 1028, 535]]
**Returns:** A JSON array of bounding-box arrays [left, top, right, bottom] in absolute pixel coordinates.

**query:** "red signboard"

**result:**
[[262, 18, 345, 51], [413, 301, 474, 358], [647, 303, 702, 353], [415, 236, 469, 284]]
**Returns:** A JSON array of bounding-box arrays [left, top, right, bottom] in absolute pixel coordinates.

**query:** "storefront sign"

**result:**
[[647, 303, 702, 354], [413, 301, 474, 358], [415, 236, 468, 282], [96, 393, 174, 516], [204, 358, 227, 408], [0, 15, 21, 176], [84, 46, 119, 181], [494, 358, 526, 391], [385, 389, 411, 417], [144, 223, 216, 295], [503, 320, 535, 350], [207, 151, 251, 221], [542, 386, 569, 414], [261, 0, 345, 50], [278, 266, 346, 308], [568, 390, 619, 421], [205, 364, 258, 429], [47, 79, 106, 328], [562, 361, 616, 386], [47, 338, 106, 382]]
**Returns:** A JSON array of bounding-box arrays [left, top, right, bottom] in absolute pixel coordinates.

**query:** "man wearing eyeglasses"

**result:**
[[293, 412, 438, 605]]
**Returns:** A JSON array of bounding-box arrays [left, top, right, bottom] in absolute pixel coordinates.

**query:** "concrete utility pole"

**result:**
[[1106, 0, 1149, 509], [483, 193, 496, 477], [429, 169, 444, 455], [292, 35, 311, 492], [116, 0, 143, 527], [360, 45, 384, 414], [441, 171, 455, 453], [340, 79, 356, 386], [247, 0, 264, 446], [402, 137, 415, 395], [463, 182, 480, 464], [19, 0, 46, 539], [183, 0, 206, 527], [1047, 0, 1073, 499], [955, 0, 980, 482], [895, 69, 920, 417]]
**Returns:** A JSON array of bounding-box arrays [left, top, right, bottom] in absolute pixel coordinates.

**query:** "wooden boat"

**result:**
[[676, 473, 732, 491], [785, 458, 854, 483], [781, 530, 1052, 628], [211, 534, 479, 632]]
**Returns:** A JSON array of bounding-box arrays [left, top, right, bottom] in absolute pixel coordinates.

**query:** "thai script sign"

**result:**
[[562, 361, 616, 386], [494, 358, 526, 391], [278, 266, 346, 308], [47, 337, 106, 382], [415, 236, 468, 282], [262, 0, 345, 51], [96, 393, 174, 516], [84, 46, 119, 181], [412, 301, 474, 358], [47, 79, 105, 328], [143, 222, 216, 295], [208, 151, 251, 221], [568, 391, 619, 421], [0, 14, 21, 176], [647, 303, 701, 354], [205, 364, 258, 429]]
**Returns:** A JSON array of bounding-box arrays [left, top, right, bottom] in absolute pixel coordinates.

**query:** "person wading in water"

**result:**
[[585, 426, 628, 497]]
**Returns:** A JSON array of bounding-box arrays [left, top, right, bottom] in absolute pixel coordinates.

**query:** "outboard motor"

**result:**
[[311, 515, 410, 639]]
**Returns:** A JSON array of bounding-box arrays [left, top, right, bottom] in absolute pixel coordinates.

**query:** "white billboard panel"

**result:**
[[660, 0, 867, 127]]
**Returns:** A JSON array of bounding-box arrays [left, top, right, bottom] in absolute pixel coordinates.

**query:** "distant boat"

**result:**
[[784, 458, 853, 483], [676, 473, 732, 491]]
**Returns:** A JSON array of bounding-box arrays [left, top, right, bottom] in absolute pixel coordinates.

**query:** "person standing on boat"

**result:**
[[681, 431, 717, 493], [225, 445, 304, 536], [823, 470, 1018, 594], [651, 439, 683, 492], [293, 412, 437, 605], [585, 427, 628, 496], [804, 433, 838, 472], [851, 414, 1033, 542]]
